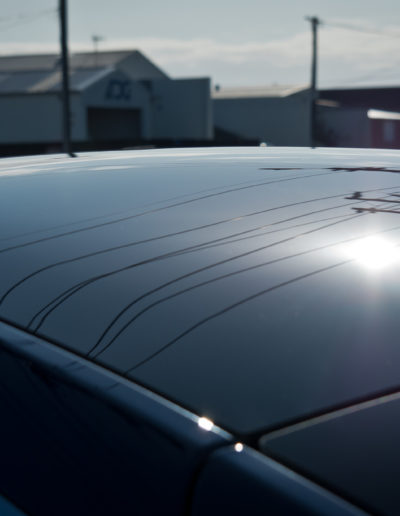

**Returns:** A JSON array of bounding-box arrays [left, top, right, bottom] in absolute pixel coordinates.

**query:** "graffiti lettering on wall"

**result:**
[[105, 80, 132, 101]]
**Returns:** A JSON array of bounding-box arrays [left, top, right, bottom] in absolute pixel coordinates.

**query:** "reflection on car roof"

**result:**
[[1, 147, 400, 435]]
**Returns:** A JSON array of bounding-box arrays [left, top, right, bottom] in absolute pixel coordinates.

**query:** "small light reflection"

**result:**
[[234, 442, 244, 452], [368, 109, 400, 120], [346, 236, 399, 270], [198, 417, 214, 431]]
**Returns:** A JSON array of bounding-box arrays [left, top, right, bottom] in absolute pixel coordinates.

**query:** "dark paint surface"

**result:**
[[261, 393, 400, 515], [1, 147, 400, 434], [0, 322, 230, 516], [191, 446, 365, 516]]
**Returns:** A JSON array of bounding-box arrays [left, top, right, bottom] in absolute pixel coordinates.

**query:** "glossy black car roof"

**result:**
[[1, 147, 400, 436]]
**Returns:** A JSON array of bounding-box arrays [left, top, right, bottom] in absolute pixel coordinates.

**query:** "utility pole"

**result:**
[[59, 0, 74, 157], [306, 16, 320, 147]]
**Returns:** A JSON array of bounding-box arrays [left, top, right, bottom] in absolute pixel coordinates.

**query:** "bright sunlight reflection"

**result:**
[[347, 236, 400, 270], [198, 417, 214, 431]]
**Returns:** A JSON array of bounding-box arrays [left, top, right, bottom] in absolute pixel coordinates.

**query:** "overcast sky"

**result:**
[[1, 0, 400, 89]]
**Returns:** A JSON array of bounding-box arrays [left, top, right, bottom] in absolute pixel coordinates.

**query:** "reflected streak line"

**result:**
[[90, 213, 365, 356], [0, 192, 351, 306], [25, 194, 399, 332], [15, 202, 361, 328], [125, 260, 352, 373], [125, 241, 400, 373], [30, 205, 362, 333], [0, 171, 337, 255]]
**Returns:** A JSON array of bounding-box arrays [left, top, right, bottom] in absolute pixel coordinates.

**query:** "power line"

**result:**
[[320, 63, 400, 87], [0, 8, 55, 23], [323, 20, 400, 40], [328, 69, 400, 87], [315, 18, 400, 88], [0, 9, 57, 32]]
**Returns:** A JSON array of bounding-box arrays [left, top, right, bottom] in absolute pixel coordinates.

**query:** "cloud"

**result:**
[[2, 26, 400, 87]]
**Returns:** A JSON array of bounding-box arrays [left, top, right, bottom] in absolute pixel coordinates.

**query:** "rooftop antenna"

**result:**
[[92, 34, 104, 66]]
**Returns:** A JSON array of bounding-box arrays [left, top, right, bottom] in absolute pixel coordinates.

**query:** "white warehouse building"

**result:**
[[213, 85, 311, 146], [0, 50, 213, 154]]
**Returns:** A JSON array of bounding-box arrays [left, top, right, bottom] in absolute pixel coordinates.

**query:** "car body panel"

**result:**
[[0, 321, 231, 515], [1, 148, 400, 436], [260, 392, 400, 515], [0, 494, 27, 516], [0, 321, 366, 515], [191, 446, 366, 516]]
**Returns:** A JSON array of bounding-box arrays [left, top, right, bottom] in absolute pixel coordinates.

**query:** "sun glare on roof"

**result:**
[[347, 236, 400, 270]]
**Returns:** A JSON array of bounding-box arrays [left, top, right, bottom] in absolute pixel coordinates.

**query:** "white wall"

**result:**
[[213, 90, 311, 146], [81, 70, 153, 139], [150, 78, 213, 140], [0, 93, 84, 143], [0, 72, 212, 144]]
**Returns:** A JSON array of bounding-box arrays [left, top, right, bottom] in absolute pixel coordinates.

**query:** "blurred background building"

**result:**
[[0, 50, 212, 156], [2, 48, 400, 156], [317, 87, 400, 149], [213, 85, 311, 146]]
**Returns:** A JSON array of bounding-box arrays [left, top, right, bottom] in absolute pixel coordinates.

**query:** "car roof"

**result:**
[[1, 147, 400, 435]]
